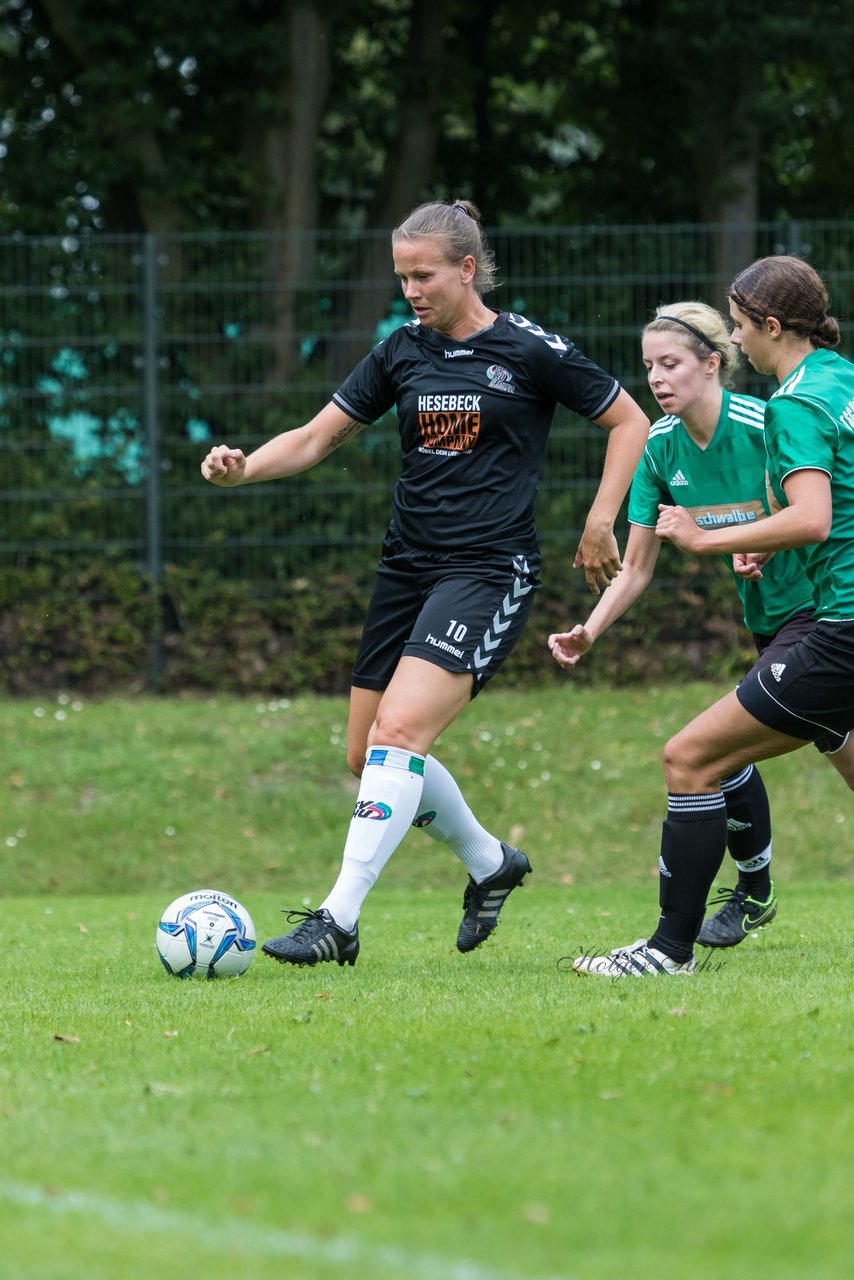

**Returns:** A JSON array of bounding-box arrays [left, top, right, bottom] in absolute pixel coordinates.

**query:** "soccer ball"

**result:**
[[156, 889, 256, 979]]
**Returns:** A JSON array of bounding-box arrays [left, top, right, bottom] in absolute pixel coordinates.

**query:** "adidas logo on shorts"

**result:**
[[771, 662, 786, 682]]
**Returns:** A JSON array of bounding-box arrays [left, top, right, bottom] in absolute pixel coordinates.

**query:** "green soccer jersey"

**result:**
[[765, 348, 854, 621], [628, 389, 815, 635]]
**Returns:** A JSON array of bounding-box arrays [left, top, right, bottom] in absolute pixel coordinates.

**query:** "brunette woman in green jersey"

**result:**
[[565, 258, 854, 977]]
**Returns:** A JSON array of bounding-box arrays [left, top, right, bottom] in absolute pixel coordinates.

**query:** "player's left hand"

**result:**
[[573, 527, 621, 595], [655, 503, 702, 552]]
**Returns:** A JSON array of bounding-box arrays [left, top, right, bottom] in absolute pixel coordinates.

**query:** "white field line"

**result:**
[[0, 1181, 574, 1280]]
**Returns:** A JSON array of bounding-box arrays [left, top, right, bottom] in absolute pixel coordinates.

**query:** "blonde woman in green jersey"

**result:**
[[561, 262, 854, 976], [551, 300, 854, 947]]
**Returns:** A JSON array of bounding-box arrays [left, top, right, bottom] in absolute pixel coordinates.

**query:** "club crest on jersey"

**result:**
[[353, 800, 393, 821], [486, 363, 515, 393]]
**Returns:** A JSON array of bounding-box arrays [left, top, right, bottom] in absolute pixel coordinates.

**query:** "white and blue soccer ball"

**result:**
[[156, 889, 256, 979]]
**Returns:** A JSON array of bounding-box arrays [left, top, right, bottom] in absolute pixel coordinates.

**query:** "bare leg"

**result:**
[[824, 733, 854, 791], [366, 656, 473, 755], [347, 686, 382, 777], [663, 689, 811, 792]]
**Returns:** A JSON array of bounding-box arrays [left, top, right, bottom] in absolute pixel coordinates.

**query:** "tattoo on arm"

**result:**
[[326, 419, 366, 452]]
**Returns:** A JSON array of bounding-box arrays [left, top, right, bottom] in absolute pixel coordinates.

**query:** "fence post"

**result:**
[[786, 220, 803, 258], [142, 233, 164, 688]]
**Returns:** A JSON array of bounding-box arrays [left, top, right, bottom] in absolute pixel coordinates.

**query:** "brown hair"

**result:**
[[728, 255, 840, 349], [392, 199, 498, 295], [644, 301, 740, 388]]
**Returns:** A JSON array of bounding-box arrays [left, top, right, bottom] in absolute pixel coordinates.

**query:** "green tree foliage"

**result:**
[[3, 2, 854, 694], [3, 0, 854, 239], [555, 0, 854, 281]]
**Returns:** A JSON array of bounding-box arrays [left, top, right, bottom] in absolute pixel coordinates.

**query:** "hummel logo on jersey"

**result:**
[[771, 663, 786, 682], [444, 348, 474, 359], [670, 470, 689, 486]]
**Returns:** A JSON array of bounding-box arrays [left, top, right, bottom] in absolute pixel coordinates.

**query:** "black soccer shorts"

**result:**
[[737, 618, 854, 754], [352, 529, 541, 697], [749, 608, 817, 671]]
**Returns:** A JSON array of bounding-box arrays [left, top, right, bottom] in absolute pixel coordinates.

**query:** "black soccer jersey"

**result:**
[[332, 311, 620, 555]]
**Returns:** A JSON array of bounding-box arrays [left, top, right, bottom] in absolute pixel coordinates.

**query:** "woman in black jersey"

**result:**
[[202, 199, 649, 967]]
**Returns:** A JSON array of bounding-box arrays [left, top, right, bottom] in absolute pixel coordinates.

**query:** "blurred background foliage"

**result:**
[[2, 1, 853, 694], [4, 0, 854, 240]]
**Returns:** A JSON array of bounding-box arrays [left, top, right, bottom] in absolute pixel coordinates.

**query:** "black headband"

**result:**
[[658, 315, 718, 353]]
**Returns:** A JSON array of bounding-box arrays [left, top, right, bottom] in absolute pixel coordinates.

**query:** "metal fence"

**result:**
[[3, 220, 854, 589]]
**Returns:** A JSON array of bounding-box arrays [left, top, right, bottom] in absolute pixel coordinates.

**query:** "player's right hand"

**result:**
[[548, 625, 593, 668], [732, 552, 770, 581], [201, 445, 248, 486]]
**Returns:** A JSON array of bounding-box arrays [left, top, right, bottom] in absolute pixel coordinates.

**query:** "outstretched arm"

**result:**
[[201, 402, 366, 487], [574, 388, 650, 594], [655, 470, 831, 556], [550, 524, 661, 668]]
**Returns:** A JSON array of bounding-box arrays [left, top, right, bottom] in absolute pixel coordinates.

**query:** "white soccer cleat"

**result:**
[[573, 938, 695, 978]]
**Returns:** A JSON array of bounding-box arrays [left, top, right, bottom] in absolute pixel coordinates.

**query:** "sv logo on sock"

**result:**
[[353, 800, 392, 821]]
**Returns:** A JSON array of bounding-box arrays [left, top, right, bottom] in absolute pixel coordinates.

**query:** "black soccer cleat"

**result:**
[[262, 908, 360, 967], [456, 843, 532, 953], [696, 881, 778, 948]]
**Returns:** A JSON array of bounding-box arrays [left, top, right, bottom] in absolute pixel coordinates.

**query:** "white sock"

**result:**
[[412, 754, 503, 882], [320, 745, 426, 930]]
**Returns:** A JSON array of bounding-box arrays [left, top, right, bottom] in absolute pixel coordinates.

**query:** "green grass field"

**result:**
[[1, 688, 852, 1279]]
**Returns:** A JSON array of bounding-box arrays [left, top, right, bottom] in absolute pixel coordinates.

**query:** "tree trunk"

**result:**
[[252, 0, 332, 384], [333, 0, 449, 379], [692, 74, 761, 300]]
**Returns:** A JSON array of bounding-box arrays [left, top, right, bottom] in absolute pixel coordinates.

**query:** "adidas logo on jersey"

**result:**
[[670, 469, 689, 486], [771, 663, 786, 682]]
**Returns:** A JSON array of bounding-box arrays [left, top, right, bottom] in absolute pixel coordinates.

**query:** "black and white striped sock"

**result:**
[[647, 791, 728, 962]]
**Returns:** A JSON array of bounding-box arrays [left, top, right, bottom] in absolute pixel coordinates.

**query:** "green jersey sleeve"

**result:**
[[764, 396, 836, 509], [627, 444, 669, 527]]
